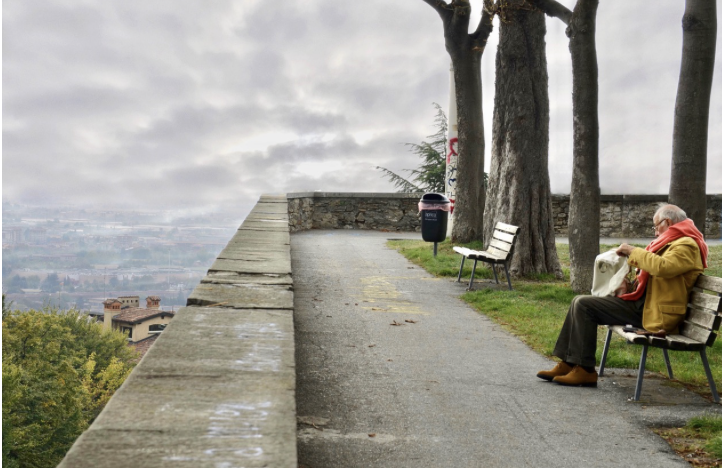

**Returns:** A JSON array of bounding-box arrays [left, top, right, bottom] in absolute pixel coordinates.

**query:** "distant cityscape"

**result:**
[[2, 201, 242, 314]]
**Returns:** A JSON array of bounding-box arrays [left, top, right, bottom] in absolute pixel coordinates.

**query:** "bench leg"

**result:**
[[491, 263, 499, 285], [457, 256, 465, 283], [700, 348, 720, 403], [662, 349, 674, 380], [503, 263, 512, 290], [634, 345, 649, 401], [468, 259, 478, 290], [599, 327, 613, 377]]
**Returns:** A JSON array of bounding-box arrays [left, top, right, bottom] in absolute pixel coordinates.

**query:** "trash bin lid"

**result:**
[[420, 193, 450, 203]]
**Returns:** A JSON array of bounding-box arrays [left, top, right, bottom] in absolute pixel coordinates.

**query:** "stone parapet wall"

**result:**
[[58, 195, 297, 468], [289, 192, 721, 239], [552, 194, 722, 238], [287, 192, 422, 232]]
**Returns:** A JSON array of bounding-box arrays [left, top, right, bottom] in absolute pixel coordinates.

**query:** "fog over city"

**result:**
[[3, 0, 721, 221]]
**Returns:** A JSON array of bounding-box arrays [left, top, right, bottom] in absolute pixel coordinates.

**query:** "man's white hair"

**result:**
[[655, 204, 687, 224]]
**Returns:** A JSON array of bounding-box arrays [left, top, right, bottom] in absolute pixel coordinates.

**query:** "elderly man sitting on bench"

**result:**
[[537, 204, 708, 387]]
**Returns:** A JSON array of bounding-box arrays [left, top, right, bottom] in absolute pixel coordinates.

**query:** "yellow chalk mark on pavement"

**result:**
[[355, 276, 428, 315]]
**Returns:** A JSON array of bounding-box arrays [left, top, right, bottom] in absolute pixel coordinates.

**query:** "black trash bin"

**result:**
[[419, 193, 450, 244]]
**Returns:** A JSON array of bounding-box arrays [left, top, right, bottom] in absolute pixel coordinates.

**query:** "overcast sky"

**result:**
[[3, 0, 721, 221]]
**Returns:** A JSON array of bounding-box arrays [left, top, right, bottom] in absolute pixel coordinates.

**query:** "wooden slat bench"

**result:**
[[598, 274, 722, 403], [453, 222, 519, 290]]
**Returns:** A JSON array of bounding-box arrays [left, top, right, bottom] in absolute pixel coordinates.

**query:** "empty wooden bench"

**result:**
[[598, 273, 722, 403], [453, 222, 519, 290]]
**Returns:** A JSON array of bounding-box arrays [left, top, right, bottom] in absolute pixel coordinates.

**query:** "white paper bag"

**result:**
[[591, 249, 630, 297]]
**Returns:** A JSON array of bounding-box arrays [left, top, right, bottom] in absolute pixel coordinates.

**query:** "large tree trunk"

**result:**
[[423, 0, 493, 244], [567, 0, 600, 293], [669, 0, 717, 234], [484, 6, 562, 278], [450, 51, 486, 243]]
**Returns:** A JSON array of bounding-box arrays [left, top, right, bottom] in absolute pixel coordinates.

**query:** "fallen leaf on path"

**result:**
[[368, 344, 376, 348], [390, 320, 404, 326], [368, 433, 376, 437], [404, 319, 418, 324]]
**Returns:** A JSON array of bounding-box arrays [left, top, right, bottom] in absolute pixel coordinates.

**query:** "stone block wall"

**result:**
[[706, 195, 722, 238], [552, 194, 722, 238], [291, 192, 722, 239], [287, 192, 422, 232]]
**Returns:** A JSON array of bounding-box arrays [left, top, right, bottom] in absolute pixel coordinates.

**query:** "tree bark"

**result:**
[[536, 0, 599, 292], [567, 0, 600, 292], [423, 0, 494, 243], [484, 3, 562, 278], [669, 0, 717, 234], [451, 50, 486, 243]]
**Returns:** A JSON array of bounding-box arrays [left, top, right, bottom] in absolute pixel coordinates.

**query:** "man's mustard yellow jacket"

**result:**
[[627, 237, 704, 332]]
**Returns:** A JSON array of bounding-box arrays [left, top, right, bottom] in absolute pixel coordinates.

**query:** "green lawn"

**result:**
[[387, 239, 722, 399]]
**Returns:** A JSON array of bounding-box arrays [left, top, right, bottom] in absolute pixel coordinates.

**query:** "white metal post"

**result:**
[[446, 62, 459, 237]]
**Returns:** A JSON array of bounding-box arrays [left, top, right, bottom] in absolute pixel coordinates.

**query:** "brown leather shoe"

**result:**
[[536, 361, 573, 381], [552, 366, 598, 387]]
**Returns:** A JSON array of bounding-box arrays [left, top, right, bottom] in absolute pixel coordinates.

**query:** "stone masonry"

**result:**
[[287, 192, 421, 233], [552, 194, 722, 238], [290, 192, 722, 239]]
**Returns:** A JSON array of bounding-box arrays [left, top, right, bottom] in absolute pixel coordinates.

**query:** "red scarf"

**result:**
[[620, 218, 708, 301]]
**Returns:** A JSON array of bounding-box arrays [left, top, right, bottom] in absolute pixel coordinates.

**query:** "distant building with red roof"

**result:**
[[103, 296, 174, 352]]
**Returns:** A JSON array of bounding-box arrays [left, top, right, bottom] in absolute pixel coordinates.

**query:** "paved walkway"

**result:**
[[293, 230, 720, 468]]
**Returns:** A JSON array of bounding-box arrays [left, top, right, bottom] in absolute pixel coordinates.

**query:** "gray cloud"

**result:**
[[3, 0, 721, 215]]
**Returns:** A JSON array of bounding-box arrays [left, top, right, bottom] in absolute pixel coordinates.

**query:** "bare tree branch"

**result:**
[[533, 0, 572, 25], [421, 0, 453, 21], [471, 7, 495, 51], [449, 0, 472, 44]]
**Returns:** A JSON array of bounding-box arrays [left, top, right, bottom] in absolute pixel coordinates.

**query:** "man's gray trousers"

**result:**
[[553, 295, 645, 368]]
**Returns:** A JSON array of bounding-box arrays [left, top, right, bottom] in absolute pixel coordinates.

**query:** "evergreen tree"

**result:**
[[377, 103, 448, 193]]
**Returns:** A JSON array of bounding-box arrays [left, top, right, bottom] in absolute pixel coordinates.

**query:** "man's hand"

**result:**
[[616, 243, 635, 257]]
